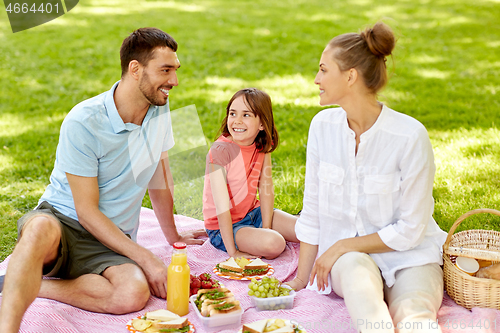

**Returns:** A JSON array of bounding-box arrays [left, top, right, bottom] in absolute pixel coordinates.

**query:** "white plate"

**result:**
[[126, 315, 195, 333]]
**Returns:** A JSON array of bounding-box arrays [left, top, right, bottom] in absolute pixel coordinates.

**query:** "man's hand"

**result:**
[[174, 229, 207, 245], [140, 253, 169, 299]]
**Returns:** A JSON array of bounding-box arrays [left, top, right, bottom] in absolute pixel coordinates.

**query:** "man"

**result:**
[[0, 27, 205, 333]]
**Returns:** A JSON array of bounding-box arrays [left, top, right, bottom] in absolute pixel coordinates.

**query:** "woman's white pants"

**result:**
[[330, 252, 443, 333]]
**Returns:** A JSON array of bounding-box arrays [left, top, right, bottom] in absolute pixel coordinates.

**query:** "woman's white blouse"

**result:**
[[296, 105, 447, 291]]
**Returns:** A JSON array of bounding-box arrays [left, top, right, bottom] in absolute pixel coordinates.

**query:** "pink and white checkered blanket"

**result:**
[[1, 207, 500, 332]]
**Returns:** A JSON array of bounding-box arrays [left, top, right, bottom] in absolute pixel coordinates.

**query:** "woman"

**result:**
[[287, 22, 447, 333]]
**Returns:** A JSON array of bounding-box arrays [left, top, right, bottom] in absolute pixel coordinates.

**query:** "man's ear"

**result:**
[[347, 68, 358, 87], [128, 60, 141, 80]]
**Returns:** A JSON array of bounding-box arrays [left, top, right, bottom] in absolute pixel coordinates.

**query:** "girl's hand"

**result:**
[[309, 242, 346, 291], [230, 250, 259, 259], [285, 277, 308, 291]]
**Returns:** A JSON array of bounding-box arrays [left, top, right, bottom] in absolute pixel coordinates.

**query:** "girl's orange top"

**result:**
[[202, 135, 265, 230]]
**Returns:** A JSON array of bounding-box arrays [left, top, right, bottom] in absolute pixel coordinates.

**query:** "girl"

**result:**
[[203, 88, 298, 259], [287, 23, 447, 332]]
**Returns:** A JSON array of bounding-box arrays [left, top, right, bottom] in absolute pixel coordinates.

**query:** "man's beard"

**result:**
[[138, 71, 171, 106]]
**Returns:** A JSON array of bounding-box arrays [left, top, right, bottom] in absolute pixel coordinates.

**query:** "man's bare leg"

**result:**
[[0, 215, 150, 333], [38, 263, 150, 314], [0, 215, 61, 333]]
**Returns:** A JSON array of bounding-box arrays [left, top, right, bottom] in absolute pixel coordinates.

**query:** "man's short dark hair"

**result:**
[[120, 27, 178, 77]]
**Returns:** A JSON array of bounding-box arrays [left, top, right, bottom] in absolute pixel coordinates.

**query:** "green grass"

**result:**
[[1, 0, 500, 261]]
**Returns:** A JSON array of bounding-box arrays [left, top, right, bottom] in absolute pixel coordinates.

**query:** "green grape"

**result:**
[[273, 290, 279, 297], [251, 278, 258, 283], [263, 283, 270, 289], [254, 291, 260, 297], [248, 290, 254, 296], [258, 285, 265, 292], [248, 282, 255, 289], [252, 284, 259, 291]]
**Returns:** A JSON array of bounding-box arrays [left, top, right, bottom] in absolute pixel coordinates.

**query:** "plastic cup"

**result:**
[[455, 257, 480, 276]]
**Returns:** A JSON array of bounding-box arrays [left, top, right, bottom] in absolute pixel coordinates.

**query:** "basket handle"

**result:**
[[443, 208, 500, 252]]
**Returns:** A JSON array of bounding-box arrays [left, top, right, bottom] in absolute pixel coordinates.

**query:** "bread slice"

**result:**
[[200, 297, 236, 317], [218, 257, 244, 274], [145, 309, 180, 321], [206, 300, 240, 313], [243, 258, 269, 276], [209, 304, 242, 316], [245, 258, 268, 270], [242, 319, 269, 333], [196, 287, 229, 296], [151, 317, 188, 329]]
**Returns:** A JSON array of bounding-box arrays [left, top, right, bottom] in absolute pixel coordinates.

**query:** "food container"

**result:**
[[189, 294, 242, 332], [251, 286, 295, 311], [455, 256, 479, 276], [443, 208, 500, 310]]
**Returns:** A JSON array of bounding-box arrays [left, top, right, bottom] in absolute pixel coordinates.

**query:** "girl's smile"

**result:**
[[227, 95, 264, 146]]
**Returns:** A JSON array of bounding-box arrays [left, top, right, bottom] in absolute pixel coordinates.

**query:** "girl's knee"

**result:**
[[261, 234, 286, 259]]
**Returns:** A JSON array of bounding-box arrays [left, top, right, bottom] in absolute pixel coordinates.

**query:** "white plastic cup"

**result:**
[[455, 257, 480, 276]]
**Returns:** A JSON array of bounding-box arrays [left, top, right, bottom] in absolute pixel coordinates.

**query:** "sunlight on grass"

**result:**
[[487, 41, 500, 47], [204, 74, 318, 107], [296, 13, 343, 22], [431, 128, 500, 231], [0, 113, 65, 137], [417, 69, 451, 79], [407, 54, 444, 64]]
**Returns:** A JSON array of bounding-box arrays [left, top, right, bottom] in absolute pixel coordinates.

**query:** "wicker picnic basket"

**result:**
[[443, 208, 500, 310]]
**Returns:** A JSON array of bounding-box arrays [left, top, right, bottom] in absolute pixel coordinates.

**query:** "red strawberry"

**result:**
[[191, 277, 201, 289], [201, 280, 212, 289], [200, 273, 211, 281], [191, 287, 199, 295]]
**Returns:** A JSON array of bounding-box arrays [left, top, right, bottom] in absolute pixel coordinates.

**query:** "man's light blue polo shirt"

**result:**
[[40, 81, 174, 241]]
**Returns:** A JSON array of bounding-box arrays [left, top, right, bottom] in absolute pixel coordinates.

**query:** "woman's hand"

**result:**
[[285, 277, 308, 291], [309, 241, 346, 291]]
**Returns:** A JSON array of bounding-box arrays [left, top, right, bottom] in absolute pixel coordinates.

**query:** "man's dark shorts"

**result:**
[[17, 201, 138, 279]]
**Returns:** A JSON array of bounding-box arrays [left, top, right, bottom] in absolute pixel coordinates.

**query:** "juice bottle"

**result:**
[[167, 242, 190, 316]]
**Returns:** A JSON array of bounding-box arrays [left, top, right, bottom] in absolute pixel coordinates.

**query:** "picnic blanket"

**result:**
[[1, 207, 500, 333]]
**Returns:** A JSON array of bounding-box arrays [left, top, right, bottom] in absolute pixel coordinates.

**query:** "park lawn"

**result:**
[[1, 0, 499, 261]]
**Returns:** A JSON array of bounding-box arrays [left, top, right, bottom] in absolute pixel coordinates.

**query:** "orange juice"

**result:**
[[167, 242, 190, 316]]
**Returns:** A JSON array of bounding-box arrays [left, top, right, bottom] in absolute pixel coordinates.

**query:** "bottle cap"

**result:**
[[173, 242, 187, 249]]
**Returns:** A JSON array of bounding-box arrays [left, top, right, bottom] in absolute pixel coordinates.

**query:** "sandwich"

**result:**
[[206, 299, 241, 317], [131, 309, 190, 332], [151, 317, 189, 331], [200, 296, 236, 316], [215, 257, 244, 277], [145, 309, 180, 321], [243, 258, 269, 276], [242, 319, 268, 333], [216, 257, 270, 277], [194, 287, 241, 317]]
